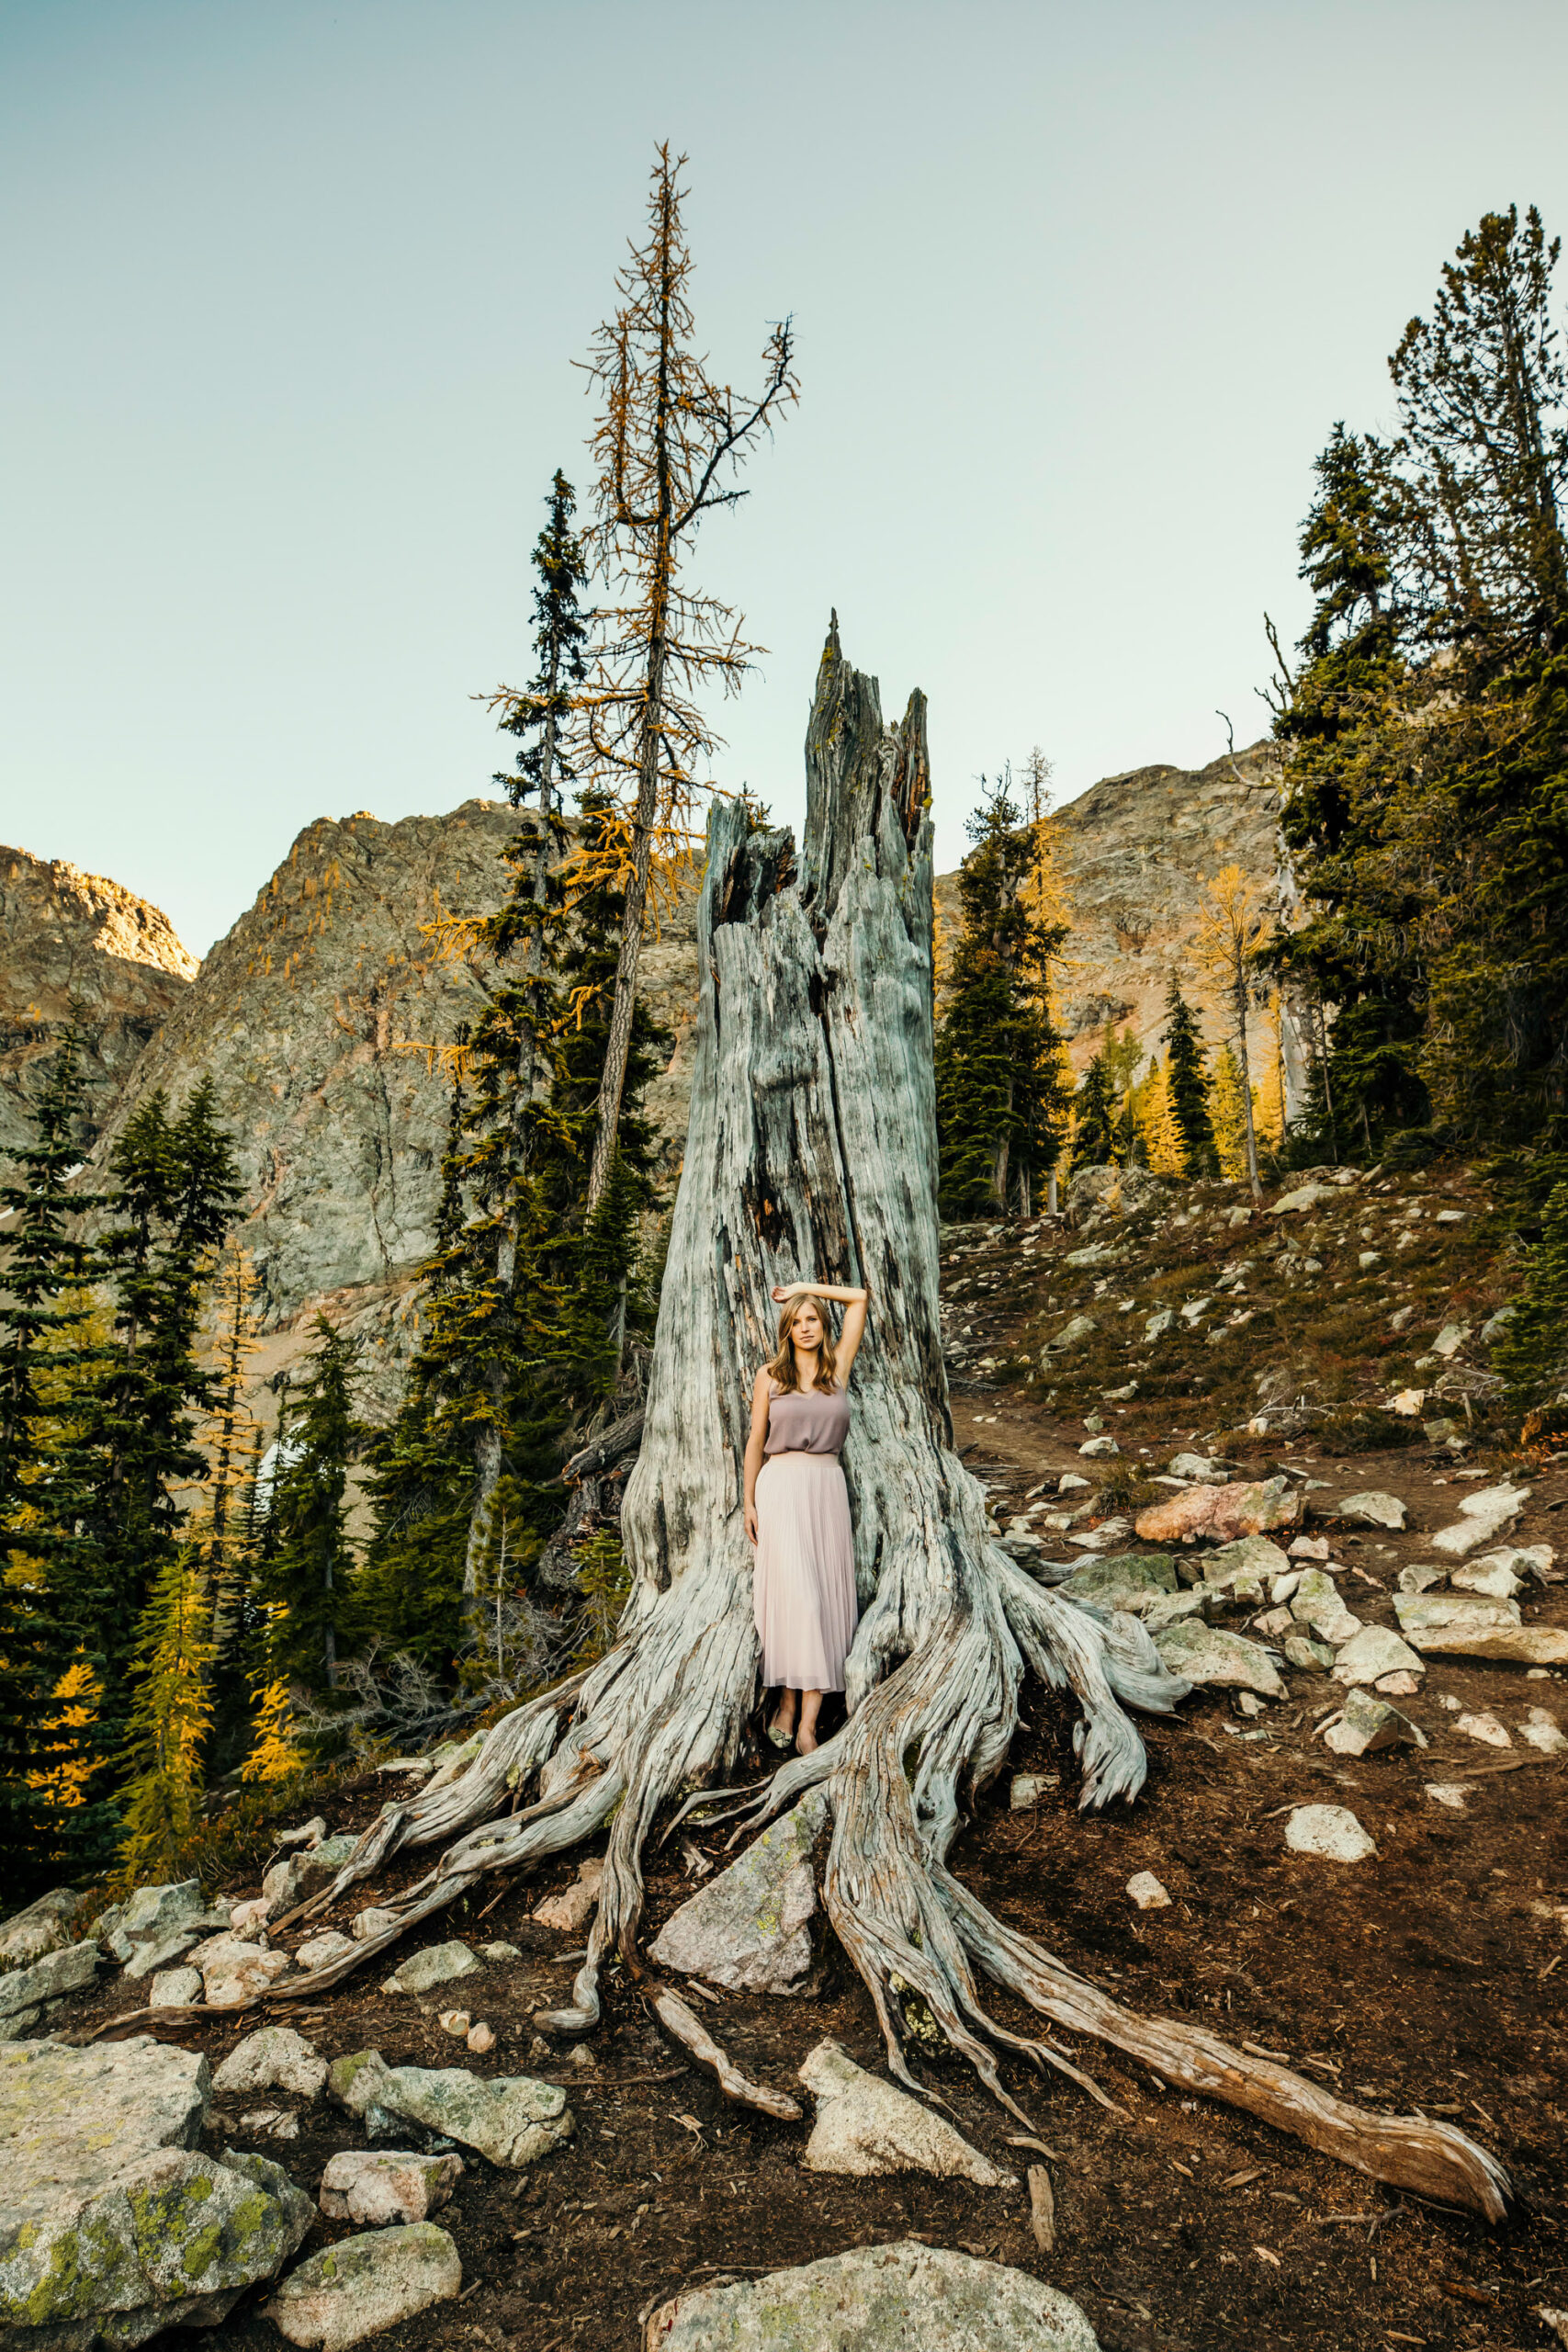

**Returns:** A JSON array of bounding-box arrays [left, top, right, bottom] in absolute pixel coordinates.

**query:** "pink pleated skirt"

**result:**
[[753, 1449, 858, 1692]]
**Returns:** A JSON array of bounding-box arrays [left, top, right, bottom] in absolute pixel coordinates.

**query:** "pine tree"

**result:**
[[1494, 1180, 1568, 1433], [260, 1316, 359, 1700], [1072, 1053, 1118, 1168], [1210, 1046, 1252, 1182], [1162, 978, 1217, 1176], [1134, 1057, 1188, 1176], [197, 1243, 263, 1775], [1196, 867, 1273, 1201], [118, 1545, 215, 1883], [936, 768, 1070, 1216]]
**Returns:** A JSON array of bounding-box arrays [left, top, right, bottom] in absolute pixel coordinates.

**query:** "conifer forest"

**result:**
[[4, 132, 1568, 2352]]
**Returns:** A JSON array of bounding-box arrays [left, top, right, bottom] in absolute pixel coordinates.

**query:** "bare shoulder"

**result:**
[[753, 1366, 779, 1398]]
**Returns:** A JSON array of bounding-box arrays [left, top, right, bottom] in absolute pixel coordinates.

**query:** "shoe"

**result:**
[[766, 1719, 795, 1749]]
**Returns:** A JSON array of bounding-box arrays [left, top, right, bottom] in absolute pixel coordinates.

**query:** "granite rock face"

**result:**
[[0, 843, 196, 1161], [0, 2036, 310, 2347]]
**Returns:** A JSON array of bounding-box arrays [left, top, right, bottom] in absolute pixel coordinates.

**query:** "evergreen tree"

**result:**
[[1162, 978, 1217, 1176], [935, 768, 1071, 1216], [1134, 1057, 1188, 1176], [118, 1545, 215, 1883], [1494, 1179, 1568, 1433], [1209, 1046, 1252, 1183], [260, 1316, 359, 1699], [1072, 1053, 1118, 1168]]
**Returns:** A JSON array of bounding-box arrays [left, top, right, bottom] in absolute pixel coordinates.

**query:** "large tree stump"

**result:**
[[276, 621, 1507, 2221]]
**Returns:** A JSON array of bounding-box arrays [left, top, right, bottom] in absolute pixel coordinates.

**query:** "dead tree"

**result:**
[[275, 623, 1507, 2222]]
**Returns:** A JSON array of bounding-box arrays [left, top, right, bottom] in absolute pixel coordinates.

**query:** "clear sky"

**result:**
[[5, 0, 1567, 957]]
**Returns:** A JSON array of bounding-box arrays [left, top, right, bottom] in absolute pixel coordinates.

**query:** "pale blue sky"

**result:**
[[5, 0, 1567, 956]]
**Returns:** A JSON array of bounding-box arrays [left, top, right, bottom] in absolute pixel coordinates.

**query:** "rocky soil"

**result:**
[[9, 1154, 1567, 2352]]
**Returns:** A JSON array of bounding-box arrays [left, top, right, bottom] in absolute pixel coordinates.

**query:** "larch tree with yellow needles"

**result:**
[[1196, 865, 1275, 1202]]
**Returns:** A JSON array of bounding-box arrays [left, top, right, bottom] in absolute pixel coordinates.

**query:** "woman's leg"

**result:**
[[769, 1687, 799, 1744], [796, 1690, 823, 1752]]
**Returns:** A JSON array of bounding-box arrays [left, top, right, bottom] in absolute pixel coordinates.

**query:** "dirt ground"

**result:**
[[60, 1175, 1568, 2351]]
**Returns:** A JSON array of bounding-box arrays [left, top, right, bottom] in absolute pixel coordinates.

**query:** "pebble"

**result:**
[[1518, 1709, 1567, 1757], [1455, 1711, 1511, 1748], [437, 2010, 471, 2038], [466, 2021, 496, 2054], [1126, 1871, 1170, 1910], [1009, 1773, 1059, 1809], [1426, 1784, 1473, 1810], [1283, 1804, 1376, 1862]]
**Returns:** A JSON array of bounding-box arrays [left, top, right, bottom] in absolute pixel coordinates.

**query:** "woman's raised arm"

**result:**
[[771, 1278, 870, 1383]]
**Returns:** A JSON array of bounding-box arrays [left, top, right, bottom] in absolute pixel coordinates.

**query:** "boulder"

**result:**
[[318, 2149, 463, 2225], [1284, 1804, 1376, 1862], [384, 1939, 479, 1996], [1330, 1624, 1426, 1688], [643, 2241, 1099, 2352], [649, 1791, 829, 1995], [1134, 1476, 1302, 1546], [265, 2222, 462, 2350], [150, 1965, 204, 2007], [118, 1880, 211, 1951], [1451, 1556, 1525, 1600], [531, 1862, 604, 1937], [262, 1858, 306, 1913], [1336, 1490, 1408, 1530], [1151, 1620, 1286, 1699], [1290, 1568, 1361, 1647], [0, 1936, 98, 2027], [1145, 1589, 1208, 1631], [298, 1833, 361, 1877], [1321, 1689, 1427, 1758], [0, 2037, 310, 2344], [797, 2040, 1015, 2187], [1429, 1484, 1529, 1559], [1200, 1534, 1292, 1588], [1058, 1554, 1177, 1618], [1271, 1181, 1339, 1213], [190, 1935, 291, 2008], [0, 1888, 84, 1967], [327, 2049, 572, 2169], [1394, 1591, 1568, 1667], [213, 2026, 328, 2100]]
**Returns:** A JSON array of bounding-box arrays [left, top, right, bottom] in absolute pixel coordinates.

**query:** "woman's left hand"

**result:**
[[770, 1282, 800, 1304]]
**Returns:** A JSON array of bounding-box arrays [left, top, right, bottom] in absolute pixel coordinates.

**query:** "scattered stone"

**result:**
[[229, 1896, 273, 1936], [1426, 1783, 1473, 1810], [649, 1790, 829, 1995], [384, 1939, 479, 1996], [1433, 1319, 1470, 1357], [467, 2021, 495, 2054], [1395, 1589, 1568, 1666], [479, 1941, 523, 1963], [266, 2222, 462, 2350], [1043, 1314, 1098, 1356], [1149, 1620, 1286, 1698], [0, 1886, 84, 1965], [329, 2049, 573, 2168], [1289, 1534, 1331, 1560], [150, 1964, 204, 2006], [261, 1859, 307, 1916], [1077, 1433, 1120, 1458], [1056, 1471, 1092, 1494], [192, 1934, 291, 2007], [273, 1816, 327, 1849], [532, 1860, 604, 1936], [1376, 1669, 1422, 1696], [1452, 1555, 1525, 1600], [1145, 1588, 1208, 1631], [1059, 1553, 1177, 1616], [1519, 1708, 1567, 1757], [1168, 1451, 1225, 1480], [1398, 1564, 1446, 1594], [1336, 1490, 1408, 1530], [1271, 1181, 1339, 1214], [1009, 1773, 1059, 1808], [238, 2107, 300, 2140], [352, 1906, 400, 1941], [1134, 1475, 1303, 1546], [643, 2241, 1098, 2352], [1253, 1606, 1295, 1638], [1145, 1307, 1175, 1342], [1126, 1871, 1170, 1910], [1321, 1689, 1427, 1758], [1388, 1387, 1425, 1415], [798, 2040, 1015, 2186], [1290, 1567, 1362, 1647], [1235, 1690, 1263, 1717], [1201, 1534, 1292, 1588], [1283, 1634, 1334, 1672], [214, 2025, 328, 2100], [438, 2010, 471, 2039], [527, 2034, 552, 2063], [0, 1935, 99, 2024], [569, 2044, 598, 2075], [297, 1929, 356, 1972], [1331, 1624, 1426, 1689], [0, 2038, 311, 2342], [319, 2148, 464, 2225], [1430, 1483, 1529, 1559], [1284, 1804, 1376, 1862], [1455, 1710, 1511, 1748], [118, 1879, 215, 1956], [298, 1832, 361, 1877]]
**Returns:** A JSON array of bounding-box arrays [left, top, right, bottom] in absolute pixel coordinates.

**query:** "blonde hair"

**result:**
[[764, 1293, 840, 1394]]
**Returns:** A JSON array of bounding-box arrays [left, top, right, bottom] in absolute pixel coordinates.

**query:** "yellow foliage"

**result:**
[[1210, 1046, 1252, 1182], [118, 1549, 216, 1883], [243, 1679, 305, 1786], [28, 1651, 101, 1810], [1134, 1058, 1188, 1176]]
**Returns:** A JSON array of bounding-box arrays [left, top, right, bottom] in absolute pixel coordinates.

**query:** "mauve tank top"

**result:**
[[762, 1381, 851, 1457]]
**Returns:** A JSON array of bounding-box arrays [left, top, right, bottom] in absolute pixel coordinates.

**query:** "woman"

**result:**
[[743, 1274, 870, 1754]]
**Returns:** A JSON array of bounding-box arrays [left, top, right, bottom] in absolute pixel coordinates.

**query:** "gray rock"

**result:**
[[1145, 1588, 1208, 1631], [1283, 1633, 1335, 1672], [149, 1965, 204, 2007], [1077, 1433, 1120, 1459], [123, 1928, 204, 1982], [295, 1834, 359, 1878], [798, 2040, 1015, 2186], [118, 1879, 211, 1951], [649, 1791, 829, 1995], [1168, 1451, 1226, 1479], [266, 2222, 462, 2350], [1059, 1553, 1177, 1617], [318, 2149, 463, 2225], [644, 2241, 1099, 2352], [0, 1935, 98, 2020], [1394, 1590, 1568, 1666], [1337, 1489, 1408, 1530], [1201, 1534, 1292, 1587], [1451, 1556, 1525, 1600], [191, 1935, 291, 2007], [352, 1906, 400, 1941], [327, 2048, 572, 2169], [1043, 1314, 1098, 1356], [1290, 1567, 1361, 1647], [383, 1939, 479, 1996], [479, 1941, 523, 1963], [1321, 1689, 1427, 1758], [263, 1858, 306, 1913], [273, 1816, 327, 1849], [0, 2037, 310, 2344], [1330, 1624, 1426, 1688], [1151, 1620, 1286, 1698], [1008, 1773, 1059, 1809], [0, 1888, 85, 1967], [1284, 1804, 1376, 1861], [213, 2026, 327, 2101], [1430, 1484, 1529, 1559], [297, 1930, 356, 1972], [1398, 1564, 1447, 1594], [1126, 1871, 1170, 1910]]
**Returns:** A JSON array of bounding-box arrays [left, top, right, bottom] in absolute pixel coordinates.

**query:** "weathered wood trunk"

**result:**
[[271, 623, 1507, 2222]]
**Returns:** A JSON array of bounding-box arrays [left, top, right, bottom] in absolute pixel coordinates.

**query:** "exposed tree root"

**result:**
[[261, 625, 1510, 2223]]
